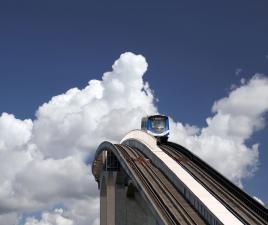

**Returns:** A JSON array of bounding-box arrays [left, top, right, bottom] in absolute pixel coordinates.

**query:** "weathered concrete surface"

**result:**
[[126, 187, 158, 225], [100, 174, 107, 225], [100, 170, 158, 225], [106, 171, 116, 225]]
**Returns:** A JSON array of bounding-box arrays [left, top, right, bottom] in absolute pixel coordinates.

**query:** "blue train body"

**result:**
[[141, 115, 169, 142]]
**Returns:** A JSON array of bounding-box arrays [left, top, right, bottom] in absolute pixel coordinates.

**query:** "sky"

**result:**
[[0, 1, 268, 224]]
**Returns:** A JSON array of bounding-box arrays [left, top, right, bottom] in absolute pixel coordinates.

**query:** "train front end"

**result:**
[[141, 115, 170, 143]]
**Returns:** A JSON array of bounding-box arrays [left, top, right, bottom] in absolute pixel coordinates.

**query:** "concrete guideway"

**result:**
[[159, 143, 268, 224], [93, 142, 206, 225], [93, 141, 166, 225], [116, 144, 206, 225], [121, 130, 245, 225], [92, 130, 268, 225]]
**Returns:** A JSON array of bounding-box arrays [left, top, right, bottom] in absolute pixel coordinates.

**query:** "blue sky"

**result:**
[[0, 0, 268, 223]]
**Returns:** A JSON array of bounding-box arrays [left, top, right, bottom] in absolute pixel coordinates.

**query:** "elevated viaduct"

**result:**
[[92, 130, 268, 225]]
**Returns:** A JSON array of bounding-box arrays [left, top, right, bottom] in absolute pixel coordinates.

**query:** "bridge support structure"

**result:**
[[99, 168, 158, 225], [93, 130, 268, 225]]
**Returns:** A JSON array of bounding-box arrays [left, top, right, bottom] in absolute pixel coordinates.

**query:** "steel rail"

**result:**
[[115, 144, 178, 225], [161, 144, 251, 224], [116, 144, 206, 225], [94, 142, 182, 224], [160, 142, 268, 225], [123, 144, 206, 225]]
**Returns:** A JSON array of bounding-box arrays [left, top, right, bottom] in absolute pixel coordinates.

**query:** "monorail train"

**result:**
[[141, 115, 170, 143]]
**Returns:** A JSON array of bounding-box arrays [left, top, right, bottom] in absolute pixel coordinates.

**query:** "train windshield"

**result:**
[[151, 118, 166, 130]]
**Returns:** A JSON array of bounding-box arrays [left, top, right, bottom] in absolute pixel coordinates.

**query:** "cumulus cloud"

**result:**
[[0, 52, 267, 224], [13, 157, 98, 204], [25, 208, 73, 225], [64, 198, 99, 225], [0, 113, 32, 150], [32, 52, 155, 159], [170, 75, 268, 186], [235, 68, 242, 76], [0, 52, 156, 224], [0, 212, 19, 225]]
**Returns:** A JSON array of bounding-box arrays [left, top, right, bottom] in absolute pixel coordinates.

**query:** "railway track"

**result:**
[[159, 142, 268, 225], [115, 144, 206, 225]]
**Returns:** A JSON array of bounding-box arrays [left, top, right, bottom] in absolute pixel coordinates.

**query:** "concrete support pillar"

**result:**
[[115, 184, 127, 225], [100, 171, 116, 225], [126, 186, 158, 225], [100, 175, 107, 225], [99, 166, 158, 225], [106, 171, 116, 225]]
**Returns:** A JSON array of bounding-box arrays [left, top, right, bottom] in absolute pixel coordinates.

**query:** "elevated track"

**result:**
[[159, 142, 268, 225], [116, 144, 206, 225], [93, 130, 268, 225]]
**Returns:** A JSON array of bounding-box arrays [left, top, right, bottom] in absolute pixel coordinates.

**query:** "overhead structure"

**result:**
[[92, 130, 268, 225]]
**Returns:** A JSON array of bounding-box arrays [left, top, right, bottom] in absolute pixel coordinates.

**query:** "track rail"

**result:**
[[159, 142, 268, 225], [115, 144, 206, 225]]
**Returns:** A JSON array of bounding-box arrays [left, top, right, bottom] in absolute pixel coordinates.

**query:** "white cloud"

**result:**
[[0, 113, 32, 151], [170, 75, 268, 186], [0, 52, 156, 224], [0, 212, 19, 225], [64, 198, 99, 225], [25, 208, 74, 225], [32, 52, 156, 159], [235, 68, 242, 76], [12, 156, 98, 205], [0, 52, 267, 224]]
